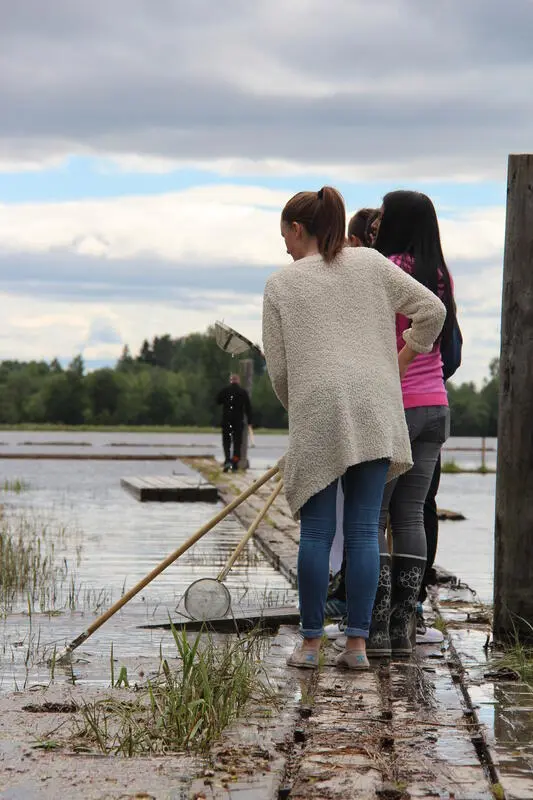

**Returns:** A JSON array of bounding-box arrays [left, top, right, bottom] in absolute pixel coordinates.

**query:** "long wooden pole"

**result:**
[[239, 358, 254, 470], [56, 465, 279, 661], [493, 153, 533, 642], [217, 479, 284, 582]]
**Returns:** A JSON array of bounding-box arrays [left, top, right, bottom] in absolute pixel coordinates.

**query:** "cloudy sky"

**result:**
[[2, 0, 532, 384]]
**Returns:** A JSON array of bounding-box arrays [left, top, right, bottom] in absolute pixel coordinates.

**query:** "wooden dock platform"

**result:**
[[121, 475, 219, 503]]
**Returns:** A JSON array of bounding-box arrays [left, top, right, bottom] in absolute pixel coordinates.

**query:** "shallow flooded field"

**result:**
[[0, 453, 297, 694], [0, 432, 495, 694]]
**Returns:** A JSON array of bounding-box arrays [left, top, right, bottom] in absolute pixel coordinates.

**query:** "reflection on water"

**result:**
[[0, 432, 497, 692], [451, 628, 533, 798], [0, 455, 297, 693], [436, 472, 495, 603]]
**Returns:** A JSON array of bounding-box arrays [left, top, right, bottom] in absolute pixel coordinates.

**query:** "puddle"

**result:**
[[447, 625, 533, 797]]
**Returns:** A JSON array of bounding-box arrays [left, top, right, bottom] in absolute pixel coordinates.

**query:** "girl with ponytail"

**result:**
[[262, 187, 446, 670]]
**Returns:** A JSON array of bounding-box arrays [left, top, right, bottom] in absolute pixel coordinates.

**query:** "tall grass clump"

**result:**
[[0, 513, 70, 613], [72, 625, 276, 756], [2, 478, 29, 493], [492, 617, 533, 683]]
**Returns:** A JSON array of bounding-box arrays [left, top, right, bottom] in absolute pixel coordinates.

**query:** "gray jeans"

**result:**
[[378, 406, 450, 558]]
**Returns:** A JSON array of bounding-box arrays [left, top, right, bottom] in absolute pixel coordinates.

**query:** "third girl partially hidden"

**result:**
[[262, 187, 446, 670]]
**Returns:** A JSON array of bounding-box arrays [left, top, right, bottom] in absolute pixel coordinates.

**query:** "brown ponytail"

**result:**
[[281, 186, 346, 262]]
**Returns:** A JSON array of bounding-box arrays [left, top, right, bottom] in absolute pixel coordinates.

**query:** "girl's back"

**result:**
[[268, 247, 401, 408]]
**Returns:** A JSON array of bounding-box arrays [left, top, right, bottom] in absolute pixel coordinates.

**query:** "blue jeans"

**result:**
[[298, 459, 389, 639]]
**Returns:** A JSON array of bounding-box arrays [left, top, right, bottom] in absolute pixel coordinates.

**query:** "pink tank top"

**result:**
[[389, 253, 449, 410]]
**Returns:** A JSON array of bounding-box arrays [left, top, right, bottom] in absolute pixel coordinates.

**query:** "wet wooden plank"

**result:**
[[121, 475, 219, 503], [139, 604, 300, 633]]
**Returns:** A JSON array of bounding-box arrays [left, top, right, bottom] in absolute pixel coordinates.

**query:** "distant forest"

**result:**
[[0, 328, 499, 436]]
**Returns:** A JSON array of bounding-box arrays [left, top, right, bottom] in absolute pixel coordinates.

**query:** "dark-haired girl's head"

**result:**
[[347, 208, 380, 247], [281, 186, 346, 263], [374, 190, 456, 341]]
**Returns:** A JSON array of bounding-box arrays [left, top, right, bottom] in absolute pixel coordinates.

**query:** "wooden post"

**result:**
[[239, 359, 254, 470], [481, 437, 486, 472], [493, 154, 533, 642]]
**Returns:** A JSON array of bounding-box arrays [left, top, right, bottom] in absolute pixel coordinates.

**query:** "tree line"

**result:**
[[0, 329, 498, 436]]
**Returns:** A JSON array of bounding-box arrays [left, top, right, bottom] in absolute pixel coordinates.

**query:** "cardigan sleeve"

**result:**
[[262, 280, 288, 409], [380, 256, 447, 353]]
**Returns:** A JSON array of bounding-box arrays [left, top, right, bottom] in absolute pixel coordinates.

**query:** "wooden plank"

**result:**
[[120, 477, 142, 501], [121, 475, 219, 503], [139, 604, 300, 633]]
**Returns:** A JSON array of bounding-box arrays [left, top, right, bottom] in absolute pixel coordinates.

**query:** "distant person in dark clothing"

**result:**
[[216, 374, 253, 472]]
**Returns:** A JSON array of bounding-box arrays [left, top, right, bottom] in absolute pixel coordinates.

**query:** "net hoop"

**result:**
[[183, 578, 232, 620], [214, 321, 261, 356]]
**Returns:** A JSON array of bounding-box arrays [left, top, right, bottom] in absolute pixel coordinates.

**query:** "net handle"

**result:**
[[217, 478, 284, 583]]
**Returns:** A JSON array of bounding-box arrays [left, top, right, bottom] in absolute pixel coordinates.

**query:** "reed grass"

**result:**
[[492, 617, 533, 683], [2, 478, 29, 493], [0, 512, 98, 616], [0, 515, 61, 612], [441, 460, 495, 475], [71, 624, 276, 756]]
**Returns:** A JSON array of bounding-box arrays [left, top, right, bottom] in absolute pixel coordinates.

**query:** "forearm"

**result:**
[[398, 344, 418, 380]]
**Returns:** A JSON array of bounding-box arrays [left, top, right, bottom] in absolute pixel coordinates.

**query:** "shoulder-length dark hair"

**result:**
[[374, 190, 456, 343]]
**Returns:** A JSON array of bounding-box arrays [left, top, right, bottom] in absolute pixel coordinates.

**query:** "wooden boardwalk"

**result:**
[[177, 457, 503, 799], [121, 474, 219, 502]]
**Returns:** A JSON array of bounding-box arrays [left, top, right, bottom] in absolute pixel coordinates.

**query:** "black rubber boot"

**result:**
[[366, 554, 392, 658], [390, 554, 426, 658]]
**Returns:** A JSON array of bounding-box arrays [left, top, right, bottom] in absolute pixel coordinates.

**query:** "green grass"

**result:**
[[1, 478, 29, 493], [441, 459, 463, 474], [0, 512, 110, 617], [493, 618, 533, 683], [68, 625, 276, 756], [0, 514, 61, 611], [0, 423, 288, 435], [432, 615, 448, 634], [441, 459, 495, 475]]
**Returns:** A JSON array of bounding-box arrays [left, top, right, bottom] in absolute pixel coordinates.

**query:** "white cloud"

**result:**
[[0, 182, 504, 386], [440, 209, 505, 262], [0, 185, 287, 265], [0, 185, 505, 270], [0, 290, 263, 370], [1, 0, 517, 386], [102, 153, 501, 183]]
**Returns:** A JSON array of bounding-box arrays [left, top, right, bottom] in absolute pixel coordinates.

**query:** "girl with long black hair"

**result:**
[[364, 190, 455, 658]]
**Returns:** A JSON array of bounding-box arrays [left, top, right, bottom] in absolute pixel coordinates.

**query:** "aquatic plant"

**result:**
[[0, 513, 93, 615], [71, 624, 277, 755], [493, 616, 533, 683], [0, 515, 60, 612], [2, 479, 30, 493]]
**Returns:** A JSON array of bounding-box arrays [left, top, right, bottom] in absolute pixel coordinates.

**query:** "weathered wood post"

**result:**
[[239, 359, 254, 470], [493, 154, 533, 642]]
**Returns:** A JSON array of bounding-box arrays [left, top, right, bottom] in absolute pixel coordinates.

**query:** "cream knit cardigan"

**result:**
[[262, 247, 446, 519]]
